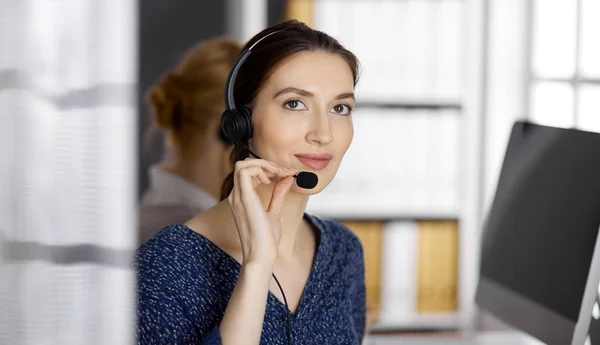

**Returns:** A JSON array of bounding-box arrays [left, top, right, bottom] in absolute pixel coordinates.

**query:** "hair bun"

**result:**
[[148, 73, 186, 131], [144, 37, 243, 145]]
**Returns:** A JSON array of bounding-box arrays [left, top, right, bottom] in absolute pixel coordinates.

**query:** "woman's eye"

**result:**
[[331, 104, 352, 115], [283, 100, 307, 110]]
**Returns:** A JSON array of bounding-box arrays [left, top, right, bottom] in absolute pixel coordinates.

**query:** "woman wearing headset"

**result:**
[[136, 20, 365, 344]]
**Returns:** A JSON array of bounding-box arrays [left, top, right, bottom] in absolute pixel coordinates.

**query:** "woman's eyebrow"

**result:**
[[335, 92, 355, 101], [273, 87, 355, 101], [273, 87, 314, 98]]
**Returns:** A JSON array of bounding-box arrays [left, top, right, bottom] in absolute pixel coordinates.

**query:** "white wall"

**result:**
[[482, 0, 531, 218]]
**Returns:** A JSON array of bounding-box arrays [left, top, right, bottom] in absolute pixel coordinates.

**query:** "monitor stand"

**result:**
[[586, 292, 600, 345]]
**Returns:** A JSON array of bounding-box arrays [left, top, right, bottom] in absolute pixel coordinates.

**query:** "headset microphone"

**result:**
[[247, 150, 318, 189], [295, 171, 318, 189]]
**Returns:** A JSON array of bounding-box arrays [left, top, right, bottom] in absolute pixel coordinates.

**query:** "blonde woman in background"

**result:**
[[138, 38, 242, 245]]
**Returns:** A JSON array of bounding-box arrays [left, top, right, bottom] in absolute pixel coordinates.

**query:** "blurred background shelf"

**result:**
[[313, 214, 460, 223], [355, 101, 463, 111]]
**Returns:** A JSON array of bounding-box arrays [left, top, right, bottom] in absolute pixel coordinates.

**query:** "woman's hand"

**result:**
[[227, 157, 298, 265]]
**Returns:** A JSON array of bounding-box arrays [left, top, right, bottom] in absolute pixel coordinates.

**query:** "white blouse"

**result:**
[[138, 165, 218, 245]]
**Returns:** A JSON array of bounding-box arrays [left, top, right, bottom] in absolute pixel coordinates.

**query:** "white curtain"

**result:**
[[0, 1, 138, 344]]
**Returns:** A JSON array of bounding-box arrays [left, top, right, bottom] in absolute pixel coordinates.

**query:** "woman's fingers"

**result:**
[[230, 157, 298, 215], [230, 158, 297, 207], [236, 167, 263, 202], [235, 166, 271, 187], [237, 158, 294, 178], [266, 176, 295, 216], [227, 156, 299, 263]]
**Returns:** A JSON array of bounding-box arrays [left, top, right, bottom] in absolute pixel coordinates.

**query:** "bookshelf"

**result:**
[[355, 101, 462, 111]]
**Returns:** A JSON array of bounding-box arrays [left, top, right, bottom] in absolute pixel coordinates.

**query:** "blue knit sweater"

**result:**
[[135, 213, 366, 344]]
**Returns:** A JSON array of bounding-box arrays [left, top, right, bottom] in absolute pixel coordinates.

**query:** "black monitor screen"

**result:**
[[480, 121, 600, 322]]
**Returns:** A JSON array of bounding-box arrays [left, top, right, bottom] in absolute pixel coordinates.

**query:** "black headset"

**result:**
[[220, 30, 283, 158], [220, 29, 295, 345]]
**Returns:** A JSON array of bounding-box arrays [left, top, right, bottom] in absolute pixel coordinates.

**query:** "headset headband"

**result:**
[[224, 30, 283, 112]]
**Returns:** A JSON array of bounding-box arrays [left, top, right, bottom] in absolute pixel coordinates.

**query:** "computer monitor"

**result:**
[[475, 121, 600, 345]]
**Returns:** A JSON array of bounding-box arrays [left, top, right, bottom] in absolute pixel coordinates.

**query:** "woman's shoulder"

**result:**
[[135, 224, 238, 340], [137, 205, 198, 246], [134, 224, 237, 284], [135, 225, 191, 279], [135, 224, 197, 263]]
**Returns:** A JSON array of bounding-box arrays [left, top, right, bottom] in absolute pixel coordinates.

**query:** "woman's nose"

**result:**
[[306, 111, 333, 145]]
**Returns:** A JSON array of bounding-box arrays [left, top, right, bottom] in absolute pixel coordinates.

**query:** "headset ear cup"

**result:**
[[221, 106, 253, 148], [240, 106, 254, 142], [220, 110, 239, 145]]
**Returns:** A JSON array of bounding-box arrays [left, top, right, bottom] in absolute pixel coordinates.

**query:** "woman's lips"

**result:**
[[295, 153, 333, 171]]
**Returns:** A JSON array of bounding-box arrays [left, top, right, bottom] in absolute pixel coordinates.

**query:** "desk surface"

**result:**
[[364, 331, 546, 345]]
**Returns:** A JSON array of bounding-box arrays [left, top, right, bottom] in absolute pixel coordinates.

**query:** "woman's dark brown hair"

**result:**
[[219, 20, 360, 201]]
